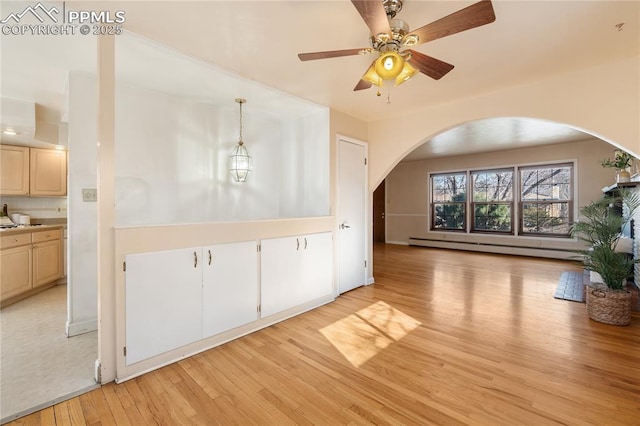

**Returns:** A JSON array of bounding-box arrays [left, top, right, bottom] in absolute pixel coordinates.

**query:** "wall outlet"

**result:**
[[82, 188, 97, 202]]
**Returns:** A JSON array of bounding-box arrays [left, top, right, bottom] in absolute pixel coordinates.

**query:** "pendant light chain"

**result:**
[[237, 98, 245, 144]]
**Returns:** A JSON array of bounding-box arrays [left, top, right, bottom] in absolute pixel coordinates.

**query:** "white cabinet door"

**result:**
[[300, 232, 333, 301], [261, 233, 333, 318], [260, 235, 301, 317], [125, 247, 203, 365], [202, 241, 258, 338]]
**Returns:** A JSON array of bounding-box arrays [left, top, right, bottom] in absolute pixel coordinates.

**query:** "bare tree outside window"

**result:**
[[472, 169, 514, 233], [520, 164, 573, 236], [431, 173, 466, 230], [429, 163, 573, 238]]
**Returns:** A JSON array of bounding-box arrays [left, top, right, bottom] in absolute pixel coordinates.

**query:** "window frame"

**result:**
[[428, 161, 576, 239], [518, 162, 574, 238], [470, 167, 515, 235], [430, 171, 468, 232]]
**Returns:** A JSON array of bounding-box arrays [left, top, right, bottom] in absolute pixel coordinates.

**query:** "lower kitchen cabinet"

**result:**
[[202, 241, 258, 338], [1, 228, 63, 305], [125, 247, 204, 365], [261, 232, 333, 317], [32, 229, 63, 288], [1, 244, 32, 301]]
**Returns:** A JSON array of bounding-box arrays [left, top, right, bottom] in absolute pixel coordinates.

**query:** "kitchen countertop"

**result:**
[[0, 224, 64, 236]]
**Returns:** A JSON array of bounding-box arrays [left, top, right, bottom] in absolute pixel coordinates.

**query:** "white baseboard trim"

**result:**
[[66, 318, 98, 337], [408, 238, 575, 260], [367, 276, 375, 285], [385, 240, 410, 246]]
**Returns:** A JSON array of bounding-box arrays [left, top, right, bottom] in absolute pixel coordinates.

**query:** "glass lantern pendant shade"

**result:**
[[229, 141, 252, 182], [229, 98, 252, 182]]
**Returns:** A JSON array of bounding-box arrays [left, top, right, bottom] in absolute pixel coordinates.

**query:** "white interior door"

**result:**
[[338, 138, 367, 294]]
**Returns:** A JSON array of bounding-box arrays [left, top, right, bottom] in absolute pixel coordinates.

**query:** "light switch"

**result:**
[[82, 188, 97, 202]]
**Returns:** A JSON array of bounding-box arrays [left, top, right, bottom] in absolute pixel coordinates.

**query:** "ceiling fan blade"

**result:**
[[351, 0, 391, 39], [406, 50, 454, 80], [407, 0, 495, 46], [298, 48, 367, 61], [354, 79, 373, 91]]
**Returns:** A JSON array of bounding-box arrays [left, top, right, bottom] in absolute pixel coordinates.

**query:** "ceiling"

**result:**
[[1, 0, 638, 158]]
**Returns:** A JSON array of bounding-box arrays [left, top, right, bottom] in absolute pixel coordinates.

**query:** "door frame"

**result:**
[[373, 179, 386, 243], [335, 135, 372, 295]]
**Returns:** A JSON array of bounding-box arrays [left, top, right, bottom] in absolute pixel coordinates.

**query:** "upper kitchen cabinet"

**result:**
[[29, 148, 67, 196], [0, 145, 29, 195], [0, 145, 67, 197]]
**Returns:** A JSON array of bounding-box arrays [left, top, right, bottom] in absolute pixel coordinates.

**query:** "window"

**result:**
[[520, 163, 573, 236], [429, 162, 574, 238], [431, 173, 466, 231], [471, 169, 514, 233]]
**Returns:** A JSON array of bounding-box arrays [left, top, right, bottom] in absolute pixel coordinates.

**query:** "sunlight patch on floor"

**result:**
[[319, 301, 421, 367]]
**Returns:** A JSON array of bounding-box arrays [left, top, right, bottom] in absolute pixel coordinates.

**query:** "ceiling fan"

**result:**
[[298, 0, 496, 91]]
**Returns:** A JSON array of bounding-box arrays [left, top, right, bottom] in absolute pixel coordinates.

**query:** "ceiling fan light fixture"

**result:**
[[362, 63, 383, 87], [375, 51, 404, 80], [374, 33, 390, 43], [402, 34, 419, 46], [395, 61, 418, 86]]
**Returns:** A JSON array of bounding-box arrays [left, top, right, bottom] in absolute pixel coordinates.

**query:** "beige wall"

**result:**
[[330, 109, 368, 215], [385, 138, 617, 251], [368, 55, 640, 190]]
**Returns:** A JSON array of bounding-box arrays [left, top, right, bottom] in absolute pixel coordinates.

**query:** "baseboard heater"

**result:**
[[408, 237, 576, 260]]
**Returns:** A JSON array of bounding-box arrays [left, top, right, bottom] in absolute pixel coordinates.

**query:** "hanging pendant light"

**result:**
[[229, 98, 252, 182]]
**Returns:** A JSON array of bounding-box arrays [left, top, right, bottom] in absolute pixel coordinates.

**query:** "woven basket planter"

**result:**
[[586, 284, 632, 326]]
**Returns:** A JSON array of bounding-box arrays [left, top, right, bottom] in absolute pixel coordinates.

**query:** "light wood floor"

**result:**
[[8, 244, 640, 425]]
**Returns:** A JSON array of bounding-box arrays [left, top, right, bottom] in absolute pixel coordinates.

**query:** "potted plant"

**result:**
[[571, 189, 640, 325], [600, 150, 634, 183]]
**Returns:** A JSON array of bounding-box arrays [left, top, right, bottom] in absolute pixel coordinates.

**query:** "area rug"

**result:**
[[554, 271, 586, 302]]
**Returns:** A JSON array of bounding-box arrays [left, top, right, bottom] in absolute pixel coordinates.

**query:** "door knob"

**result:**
[[340, 223, 351, 229]]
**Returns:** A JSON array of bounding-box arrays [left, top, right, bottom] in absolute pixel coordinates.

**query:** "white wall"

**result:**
[[67, 72, 98, 336], [114, 83, 329, 226]]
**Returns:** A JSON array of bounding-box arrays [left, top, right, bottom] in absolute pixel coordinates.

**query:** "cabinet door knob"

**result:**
[[296, 238, 300, 251], [194, 251, 198, 268], [304, 238, 308, 250], [208, 249, 212, 266]]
